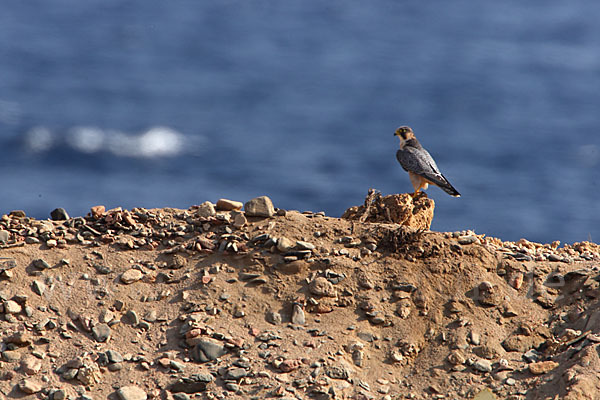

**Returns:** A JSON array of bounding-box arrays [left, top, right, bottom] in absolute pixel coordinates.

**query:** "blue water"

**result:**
[[1, 1, 599, 244]]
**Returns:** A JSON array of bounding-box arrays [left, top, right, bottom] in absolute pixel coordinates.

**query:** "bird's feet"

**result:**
[[411, 191, 428, 199]]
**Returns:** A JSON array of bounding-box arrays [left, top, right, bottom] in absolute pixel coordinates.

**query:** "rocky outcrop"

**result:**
[[341, 189, 434, 230]]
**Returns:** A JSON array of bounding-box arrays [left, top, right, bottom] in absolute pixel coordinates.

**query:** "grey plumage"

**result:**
[[396, 138, 460, 197]]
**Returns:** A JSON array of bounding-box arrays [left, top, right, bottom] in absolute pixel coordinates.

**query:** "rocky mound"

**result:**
[[1, 194, 600, 400]]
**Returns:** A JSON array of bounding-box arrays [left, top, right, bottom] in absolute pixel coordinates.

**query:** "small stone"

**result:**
[[169, 360, 185, 371], [18, 378, 42, 394], [53, 389, 67, 400], [470, 331, 481, 345], [529, 361, 559, 375], [226, 367, 247, 380], [477, 281, 501, 306], [276, 237, 295, 252], [296, 240, 315, 250], [92, 323, 112, 342], [50, 208, 70, 221], [33, 258, 52, 269], [244, 196, 275, 217], [447, 351, 466, 365], [0, 230, 9, 243], [191, 339, 227, 363], [4, 300, 21, 314], [473, 358, 492, 373], [62, 368, 78, 380], [9, 210, 26, 218], [196, 201, 216, 218], [309, 277, 337, 297], [121, 268, 143, 284], [232, 212, 247, 228], [2, 350, 21, 362], [266, 310, 282, 325], [124, 310, 140, 325], [144, 310, 157, 322], [21, 355, 42, 375], [224, 383, 239, 392], [46, 239, 57, 248], [279, 358, 303, 372], [291, 303, 306, 325], [458, 235, 478, 245], [117, 385, 147, 400], [91, 205, 106, 219], [32, 280, 47, 296], [99, 309, 115, 324], [216, 199, 243, 211], [107, 350, 124, 363]]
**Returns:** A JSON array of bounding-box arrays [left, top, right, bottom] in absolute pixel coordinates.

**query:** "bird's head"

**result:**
[[394, 126, 415, 141]]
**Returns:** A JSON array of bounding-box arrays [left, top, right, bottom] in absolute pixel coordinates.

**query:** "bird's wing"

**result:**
[[396, 147, 450, 188]]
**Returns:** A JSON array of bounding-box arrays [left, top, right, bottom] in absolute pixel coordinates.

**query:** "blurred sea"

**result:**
[[1, 1, 599, 244]]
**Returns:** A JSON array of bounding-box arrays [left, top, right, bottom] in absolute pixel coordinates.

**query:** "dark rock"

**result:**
[[244, 196, 275, 217], [50, 208, 70, 221], [92, 324, 111, 342], [107, 350, 124, 363], [191, 340, 227, 363], [169, 374, 214, 393]]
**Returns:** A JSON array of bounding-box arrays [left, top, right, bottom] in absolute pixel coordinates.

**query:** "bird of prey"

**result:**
[[394, 126, 460, 198]]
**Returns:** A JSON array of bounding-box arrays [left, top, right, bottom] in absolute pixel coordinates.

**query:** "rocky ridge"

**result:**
[[0, 192, 600, 399]]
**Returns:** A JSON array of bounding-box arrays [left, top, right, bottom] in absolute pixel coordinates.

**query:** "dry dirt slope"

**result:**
[[1, 194, 600, 400]]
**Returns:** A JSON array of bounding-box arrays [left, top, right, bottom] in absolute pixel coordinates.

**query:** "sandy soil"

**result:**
[[1, 194, 600, 400]]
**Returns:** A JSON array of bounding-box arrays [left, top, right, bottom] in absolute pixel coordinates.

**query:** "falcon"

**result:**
[[394, 126, 460, 197]]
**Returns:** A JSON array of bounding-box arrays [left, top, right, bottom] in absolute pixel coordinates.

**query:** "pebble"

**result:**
[[477, 281, 501, 306], [0, 230, 9, 243], [309, 277, 337, 297], [90, 205, 106, 218], [529, 360, 559, 375], [92, 323, 112, 342], [277, 237, 295, 252], [291, 303, 306, 325], [244, 196, 275, 217], [144, 310, 157, 322], [232, 212, 247, 228], [21, 355, 42, 375], [473, 358, 492, 373], [33, 258, 52, 269], [117, 385, 147, 400], [216, 198, 243, 211], [196, 201, 216, 218], [226, 367, 248, 380], [31, 280, 47, 296], [4, 299, 22, 314], [296, 240, 315, 250], [191, 339, 227, 362], [121, 268, 143, 284], [107, 350, 124, 363], [18, 378, 42, 394], [50, 208, 70, 221], [458, 235, 478, 245], [266, 310, 283, 325], [124, 310, 140, 325]]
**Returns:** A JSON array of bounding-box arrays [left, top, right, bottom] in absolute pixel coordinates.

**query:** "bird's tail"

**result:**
[[440, 180, 460, 197]]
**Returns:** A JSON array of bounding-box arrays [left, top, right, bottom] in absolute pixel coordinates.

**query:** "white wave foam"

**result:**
[[68, 126, 105, 153], [107, 126, 183, 158], [24, 126, 54, 152], [25, 125, 191, 158]]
